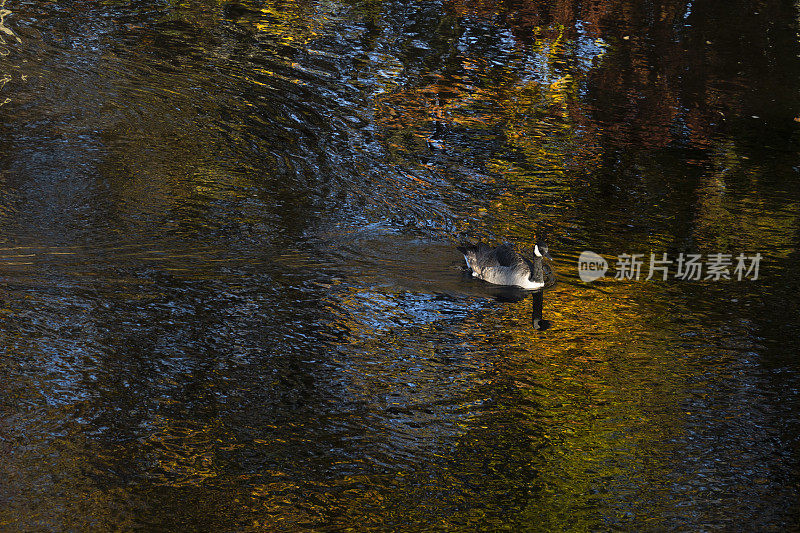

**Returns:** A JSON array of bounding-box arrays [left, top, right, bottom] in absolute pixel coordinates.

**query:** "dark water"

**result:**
[[1, 0, 800, 530]]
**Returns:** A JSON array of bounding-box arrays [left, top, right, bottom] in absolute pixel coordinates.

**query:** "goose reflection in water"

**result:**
[[488, 286, 552, 331]]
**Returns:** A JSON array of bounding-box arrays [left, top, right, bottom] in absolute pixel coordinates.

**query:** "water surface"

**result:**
[[1, 0, 799, 530]]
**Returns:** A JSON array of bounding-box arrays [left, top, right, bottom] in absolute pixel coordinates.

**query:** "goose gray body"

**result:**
[[457, 242, 550, 290]]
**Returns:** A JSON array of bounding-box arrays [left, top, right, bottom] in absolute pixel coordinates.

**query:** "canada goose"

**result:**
[[457, 239, 552, 290]]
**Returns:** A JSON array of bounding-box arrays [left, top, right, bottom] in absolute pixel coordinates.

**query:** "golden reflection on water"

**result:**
[[0, 0, 21, 107], [141, 417, 231, 487], [693, 142, 800, 256], [297, 188, 782, 530], [285, 257, 765, 529]]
